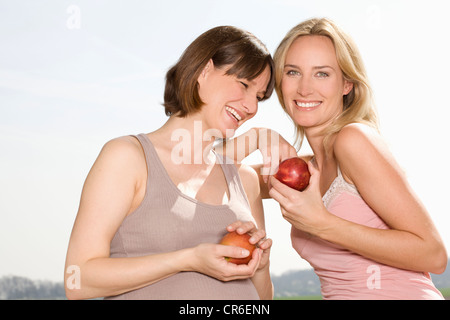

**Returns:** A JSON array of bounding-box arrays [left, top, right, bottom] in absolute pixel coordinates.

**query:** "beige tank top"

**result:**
[[104, 134, 259, 300]]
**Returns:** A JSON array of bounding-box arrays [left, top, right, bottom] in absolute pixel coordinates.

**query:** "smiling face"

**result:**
[[197, 60, 271, 138], [281, 35, 353, 133]]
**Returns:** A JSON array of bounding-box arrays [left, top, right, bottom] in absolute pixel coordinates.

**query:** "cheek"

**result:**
[[200, 77, 232, 104], [281, 79, 297, 102], [219, 80, 243, 100], [320, 80, 344, 100], [281, 77, 296, 92]]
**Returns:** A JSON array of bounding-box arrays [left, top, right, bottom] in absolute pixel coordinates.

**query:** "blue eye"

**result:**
[[317, 72, 329, 78], [287, 70, 300, 76]]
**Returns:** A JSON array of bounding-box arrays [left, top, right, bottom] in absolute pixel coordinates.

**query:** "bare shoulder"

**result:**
[[95, 136, 145, 169], [334, 123, 397, 182], [334, 123, 388, 159], [87, 135, 147, 191], [100, 135, 143, 159], [335, 122, 380, 147], [80, 135, 147, 218]]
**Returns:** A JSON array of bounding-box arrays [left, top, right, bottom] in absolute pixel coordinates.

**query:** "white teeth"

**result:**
[[225, 106, 242, 121], [296, 101, 321, 108]]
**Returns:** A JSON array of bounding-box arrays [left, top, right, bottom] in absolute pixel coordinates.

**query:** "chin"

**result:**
[[290, 113, 316, 128], [224, 128, 236, 139], [206, 126, 235, 140], [221, 121, 239, 139]]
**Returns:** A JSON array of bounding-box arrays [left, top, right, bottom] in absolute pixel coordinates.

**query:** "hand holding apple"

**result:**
[[274, 157, 310, 191], [269, 159, 331, 237], [219, 231, 256, 265], [224, 220, 272, 272]]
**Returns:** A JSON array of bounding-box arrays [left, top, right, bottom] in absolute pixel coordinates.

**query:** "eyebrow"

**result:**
[[313, 65, 334, 70], [284, 64, 335, 70]]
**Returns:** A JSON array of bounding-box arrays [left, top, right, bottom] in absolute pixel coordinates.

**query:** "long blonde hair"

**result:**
[[273, 18, 379, 152]]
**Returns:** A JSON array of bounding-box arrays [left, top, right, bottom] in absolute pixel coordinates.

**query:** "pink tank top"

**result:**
[[291, 166, 443, 300]]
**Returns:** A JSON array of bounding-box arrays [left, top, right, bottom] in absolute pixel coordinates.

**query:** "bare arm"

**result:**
[[237, 164, 273, 299], [331, 124, 447, 273], [216, 127, 298, 199], [269, 124, 447, 274]]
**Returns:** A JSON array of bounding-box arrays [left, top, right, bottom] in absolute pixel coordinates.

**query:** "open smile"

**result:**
[[225, 106, 243, 122], [295, 100, 322, 110]]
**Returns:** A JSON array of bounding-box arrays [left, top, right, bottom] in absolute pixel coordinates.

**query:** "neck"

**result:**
[[304, 128, 328, 169], [154, 115, 217, 165]]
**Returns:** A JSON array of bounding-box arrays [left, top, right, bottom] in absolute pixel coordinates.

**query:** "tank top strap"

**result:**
[[336, 164, 343, 178], [132, 133, 168, 182], [336, 164, 359, 194], [213, 151, 251, 210]]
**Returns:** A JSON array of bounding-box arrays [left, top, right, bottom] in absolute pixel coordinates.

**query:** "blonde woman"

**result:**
[[221, 18, 447, 299]]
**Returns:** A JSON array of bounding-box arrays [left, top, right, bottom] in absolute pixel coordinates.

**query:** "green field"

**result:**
[[439, 287, 450, 299], [276, 287, 450, 300], [275, 295, 322, 300]]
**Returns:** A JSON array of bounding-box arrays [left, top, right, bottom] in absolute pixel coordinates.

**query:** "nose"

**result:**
[[297, 76, 314, 97], [242, 95, 258, 116]]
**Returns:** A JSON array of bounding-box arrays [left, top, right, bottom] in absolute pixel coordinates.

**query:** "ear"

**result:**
[[343, 80, 353, 96], [199, 59, 213, 81]]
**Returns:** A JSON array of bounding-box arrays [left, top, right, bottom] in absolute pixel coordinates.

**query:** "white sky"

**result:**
[[1, 0, 449, 282]]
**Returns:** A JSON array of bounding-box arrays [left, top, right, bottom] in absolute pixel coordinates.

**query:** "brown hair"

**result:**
[[163, 26, 275, 117]]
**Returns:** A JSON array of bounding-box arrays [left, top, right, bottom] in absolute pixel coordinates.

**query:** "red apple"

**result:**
[[219, 231, 256, 265], [274, 157, 310, 191]]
